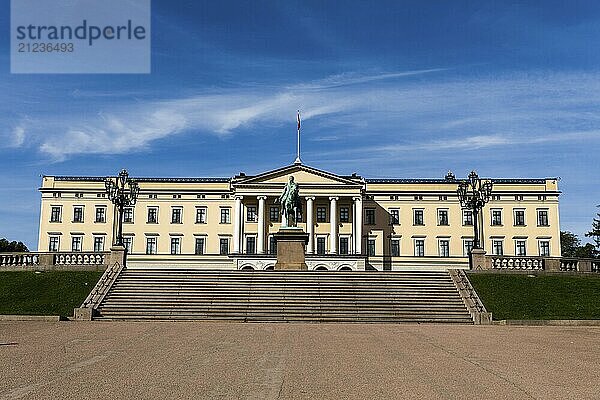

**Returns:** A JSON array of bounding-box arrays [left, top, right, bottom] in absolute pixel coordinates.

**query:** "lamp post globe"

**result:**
[[457, 170, 493, 250], [105, 169, 139, 247]]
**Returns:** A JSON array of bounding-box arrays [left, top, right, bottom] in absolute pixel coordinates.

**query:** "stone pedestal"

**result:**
[[470, 248, 488, 270], [273, 228, 310, 270]]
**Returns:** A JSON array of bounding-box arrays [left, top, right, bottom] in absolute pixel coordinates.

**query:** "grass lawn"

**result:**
[[468, 273, 600, 320], [0, 271, 102, 317]]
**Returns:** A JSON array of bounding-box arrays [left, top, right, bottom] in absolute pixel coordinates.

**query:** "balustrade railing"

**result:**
[[559, 258, 579, 272], [0, 251, 109, 269], [0, 253, 40, 266], [489, 256, 545, 270], [54, 252, 107, 266]]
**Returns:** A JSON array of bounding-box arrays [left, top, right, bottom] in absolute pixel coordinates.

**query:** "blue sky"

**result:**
[[1, 0, 599, 248]]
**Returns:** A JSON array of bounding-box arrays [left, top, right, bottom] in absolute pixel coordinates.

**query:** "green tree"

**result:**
[[585, 205, 600, 251], [0, 238, 29, 252], [575, 243, 597, 259], [560, 231, 580, 257]]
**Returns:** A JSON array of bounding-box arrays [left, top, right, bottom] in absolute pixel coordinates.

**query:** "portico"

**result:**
[[230, 164, 364, 256]]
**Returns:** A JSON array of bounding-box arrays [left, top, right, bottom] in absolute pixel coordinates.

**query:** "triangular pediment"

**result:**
[[234, 164, 362, 187]]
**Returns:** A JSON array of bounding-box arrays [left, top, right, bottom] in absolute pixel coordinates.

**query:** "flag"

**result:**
[[297, 110, 301, 131]]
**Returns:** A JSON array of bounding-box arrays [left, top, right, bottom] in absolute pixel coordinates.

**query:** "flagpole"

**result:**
[[294, 110, 302, 164]]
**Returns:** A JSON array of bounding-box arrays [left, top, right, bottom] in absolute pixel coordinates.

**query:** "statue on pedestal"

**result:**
[[276, 176, 301, 228]]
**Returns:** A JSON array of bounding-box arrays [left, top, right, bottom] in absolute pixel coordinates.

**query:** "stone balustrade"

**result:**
[[472, 250, 600, 274], [54, 252, 107, 266], [559, 258, 579, 272], [489, 255, 545, 271], [0, 253, 40, 266], [0, 251, 110, 271]]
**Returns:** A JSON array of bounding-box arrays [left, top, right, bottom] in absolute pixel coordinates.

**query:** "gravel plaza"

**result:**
[[1, 321, 599, 399]]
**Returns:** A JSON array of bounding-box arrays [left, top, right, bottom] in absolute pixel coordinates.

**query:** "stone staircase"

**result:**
[[95, 269, 473, 323]]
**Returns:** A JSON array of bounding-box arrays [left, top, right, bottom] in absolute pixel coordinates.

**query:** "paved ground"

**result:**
[[1, 322, 599, 399]]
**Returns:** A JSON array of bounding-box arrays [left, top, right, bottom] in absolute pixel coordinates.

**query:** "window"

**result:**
[[71, 236, 82, 252], [438, 239, 450, 257], [93, 236, 105, 252], [95, 207, 106, 223], [269, 236, 277, 255], [462, 210, 473, 226], [123, 207, 134, 223], [515, 240, 527, 256], [537, 209, 549, 226], [514, 209, 525, 226], [491, 209, 502, 226], [50, 206, 61, 222], [367, 239, 376, 256], [246, 236, 256, 254], [146, 237, 157, 254], [413, 209, 424, 226], [438, 209, 449, 226], [340, 207, 350, 223], [247, 206, 257, 222], [123, 237, 133, 252], [463, 240, 474, 257], [73, 206, 84, 223], [220, 208, 231, 224], [389, 209, 400, 225], [492, 240, 504, 256], [316, 207, 327, 223], [414, 239, 425, 257], [49, 236, 60, 252], [391, 239, 400, 257], [147, 207, 158, 223], [270, 206, 279, 222], [171, 207, 182, 224], [196, 207, 207, 224], [194, 237, 205, 255], [365, 209, 375, 225], [539, 241, 550, 257], [316, 237, 326, 255], [219, 238, 229, 255], [171, 237, 181, 254], [339, 237, 349, 255]]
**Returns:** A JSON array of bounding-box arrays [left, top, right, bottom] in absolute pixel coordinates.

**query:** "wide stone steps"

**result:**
[[96, 269, 473, 323]]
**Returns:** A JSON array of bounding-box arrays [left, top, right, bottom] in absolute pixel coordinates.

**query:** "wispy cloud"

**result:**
[[7, 70, 600, 162], [11, 125, 26, 147], [312, 131, 600, 159], [286, 68, 448, 90]]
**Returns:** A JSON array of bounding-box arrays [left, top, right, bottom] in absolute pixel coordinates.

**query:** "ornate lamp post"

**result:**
[[457, 171, 493, 249], [105, 169, 139, 246]]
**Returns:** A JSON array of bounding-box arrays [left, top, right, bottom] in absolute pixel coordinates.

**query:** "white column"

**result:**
[[257, 196, 266, 254], [306, 197, 315, 253], [233, 196, 242, 253], [354, 196, 363, 254], [329, 197, 338, 254]]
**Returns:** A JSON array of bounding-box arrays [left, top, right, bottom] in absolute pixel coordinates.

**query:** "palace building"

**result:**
[[37, 163, 561, 271]]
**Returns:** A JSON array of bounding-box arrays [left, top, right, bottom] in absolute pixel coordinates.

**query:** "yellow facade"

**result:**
[[37, 164, 561, 270]]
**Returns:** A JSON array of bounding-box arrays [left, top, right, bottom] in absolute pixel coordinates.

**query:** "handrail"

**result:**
[[448, 269, 491, 324], [80, 261, 126, 309]]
